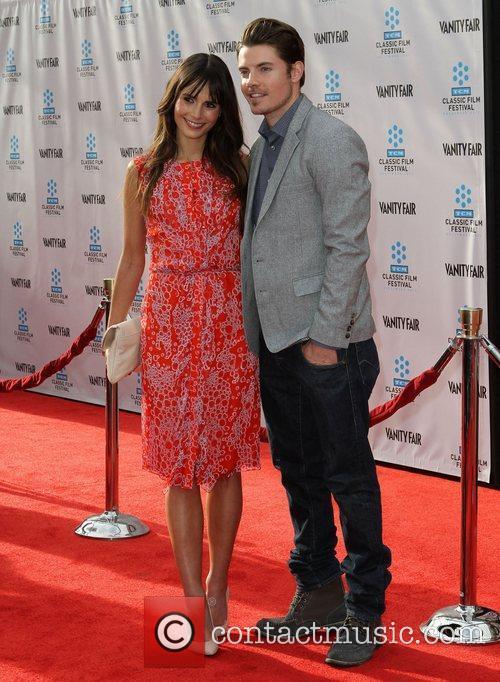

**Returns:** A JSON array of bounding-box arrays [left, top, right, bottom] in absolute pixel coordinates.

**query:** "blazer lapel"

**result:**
[[255, 96, 313, 228]]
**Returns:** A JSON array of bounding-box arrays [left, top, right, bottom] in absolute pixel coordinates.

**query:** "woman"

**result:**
[[107, 54, 261, 654]]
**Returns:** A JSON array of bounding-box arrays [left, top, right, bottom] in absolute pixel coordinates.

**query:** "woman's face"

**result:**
[[174, 83, 221, 148]]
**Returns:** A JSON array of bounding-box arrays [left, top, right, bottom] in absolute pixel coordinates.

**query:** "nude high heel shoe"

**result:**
[[204, 598, 219, 656], [206, 588, 230, 636]]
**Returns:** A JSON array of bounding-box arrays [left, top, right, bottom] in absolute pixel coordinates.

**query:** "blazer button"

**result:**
[[345, 333, 351, 339]]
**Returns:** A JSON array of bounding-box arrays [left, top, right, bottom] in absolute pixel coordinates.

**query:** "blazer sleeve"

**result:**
[[307, 125, 371, 348]]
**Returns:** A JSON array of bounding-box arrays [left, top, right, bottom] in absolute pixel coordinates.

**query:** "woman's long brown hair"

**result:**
[[140, 53, 247, 223]]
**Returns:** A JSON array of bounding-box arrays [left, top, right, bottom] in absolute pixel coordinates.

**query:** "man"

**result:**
[[237, 18, 392, 667]]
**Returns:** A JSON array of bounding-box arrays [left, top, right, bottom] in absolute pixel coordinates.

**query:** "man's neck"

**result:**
[[264, 92, 301, 128]]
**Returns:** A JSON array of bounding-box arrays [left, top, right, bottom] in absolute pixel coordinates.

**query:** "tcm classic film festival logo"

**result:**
[[120, 83, 141, 123], [77, 39, 99, 78], [39, 89, 61, 125], [162, 30, 182, 71], [15, 308, 33, 343], [114, 1, 139, 26], [316, 69, 350, 117], [3, 47, 21, 83], [52, 367, 74, 393], [381, 241, 418, 290], [379, 123, 415, 173], [10, 221, 29, 257], [35, 0, 57, 34], [442, 61, 480, 113], [205, 0, 239, 16], [81, 133, 103, 171], [7, 135, 23, 170], [84, 226, 108, 264], [42, 179, 64, 216], [376, 6, 411, 56], [130, 371, 142, 408], [444, 184, 482, 235], [47, 267, 68, 304]]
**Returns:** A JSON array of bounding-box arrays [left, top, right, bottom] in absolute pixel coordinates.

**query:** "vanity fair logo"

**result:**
[[313, 29, 349, 45], [72, 5, 97, 19], [15, 308, 33, 342], [379, 123, 415, 174], [162, 30, 183, 71], [439, 18, 480, 34], [42, 179, 64, 216], [376, 6, 411, 55], [207, 40, 238, 54], [3, 103, 23, 115], [442, 61, 480, 113], [114, 1, 139, 26], [381, 241, 418, 290], [158, 0, 186, 6], [7, 135, 24, 170], [84, 226, 108, 263], [316, 69, 350, 116], [445, 184, 482, 235], [77, 39, 99, 78], [35, 0, 57, 34], [120, 83, 141, 123], [3, 47, 21, 83], [10, 221, 29, 257], [0, 14, 20, 27], [205, 0, 238, 16]]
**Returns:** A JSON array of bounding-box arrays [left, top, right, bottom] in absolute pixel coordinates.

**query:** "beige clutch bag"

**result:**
[[101, 316, 141, 384]]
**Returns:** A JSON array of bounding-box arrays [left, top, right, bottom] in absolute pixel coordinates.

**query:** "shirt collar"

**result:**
[[258, 94, 303, 143]]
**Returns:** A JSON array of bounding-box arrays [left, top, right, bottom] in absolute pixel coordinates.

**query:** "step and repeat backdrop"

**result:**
[[0, 0, 489, 480]]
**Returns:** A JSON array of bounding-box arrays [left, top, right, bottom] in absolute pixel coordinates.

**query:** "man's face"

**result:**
[[237, 44, 302, 126]]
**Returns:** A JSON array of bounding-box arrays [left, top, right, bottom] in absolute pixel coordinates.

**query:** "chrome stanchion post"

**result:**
[[75, 279, 149, 540], [420, 307, 500, 643]]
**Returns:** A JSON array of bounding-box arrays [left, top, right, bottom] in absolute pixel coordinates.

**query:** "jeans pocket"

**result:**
[[298, 342, 346, 370], [355, 339, 380, 398]]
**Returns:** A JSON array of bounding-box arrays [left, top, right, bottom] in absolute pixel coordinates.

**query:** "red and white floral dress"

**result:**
[[134, 155, 260, 491]]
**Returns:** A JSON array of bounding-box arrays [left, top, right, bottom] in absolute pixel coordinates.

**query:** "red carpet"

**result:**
[[1, 390, 499, 680]]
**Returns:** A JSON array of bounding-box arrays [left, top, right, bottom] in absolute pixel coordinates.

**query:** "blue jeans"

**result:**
[[259, 337, 392, 622]]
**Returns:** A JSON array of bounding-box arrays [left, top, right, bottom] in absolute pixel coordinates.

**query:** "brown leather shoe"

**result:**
[[256, 577, 346, 638]]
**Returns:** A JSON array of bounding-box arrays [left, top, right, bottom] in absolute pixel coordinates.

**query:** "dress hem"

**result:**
[[142, 461, 262, 493]]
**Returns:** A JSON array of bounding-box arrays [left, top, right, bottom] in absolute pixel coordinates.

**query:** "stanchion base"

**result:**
[[74, 510, 150, 540], [420, 604, 500, 643]]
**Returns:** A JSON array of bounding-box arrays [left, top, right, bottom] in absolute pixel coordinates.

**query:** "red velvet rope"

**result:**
[[0, 305, 105, 393]]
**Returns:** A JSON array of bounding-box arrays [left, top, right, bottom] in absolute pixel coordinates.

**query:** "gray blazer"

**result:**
[[241, 95, 376, 355]]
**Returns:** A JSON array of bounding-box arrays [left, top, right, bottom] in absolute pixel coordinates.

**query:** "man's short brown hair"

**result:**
[[237, 17, 305, 87]]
